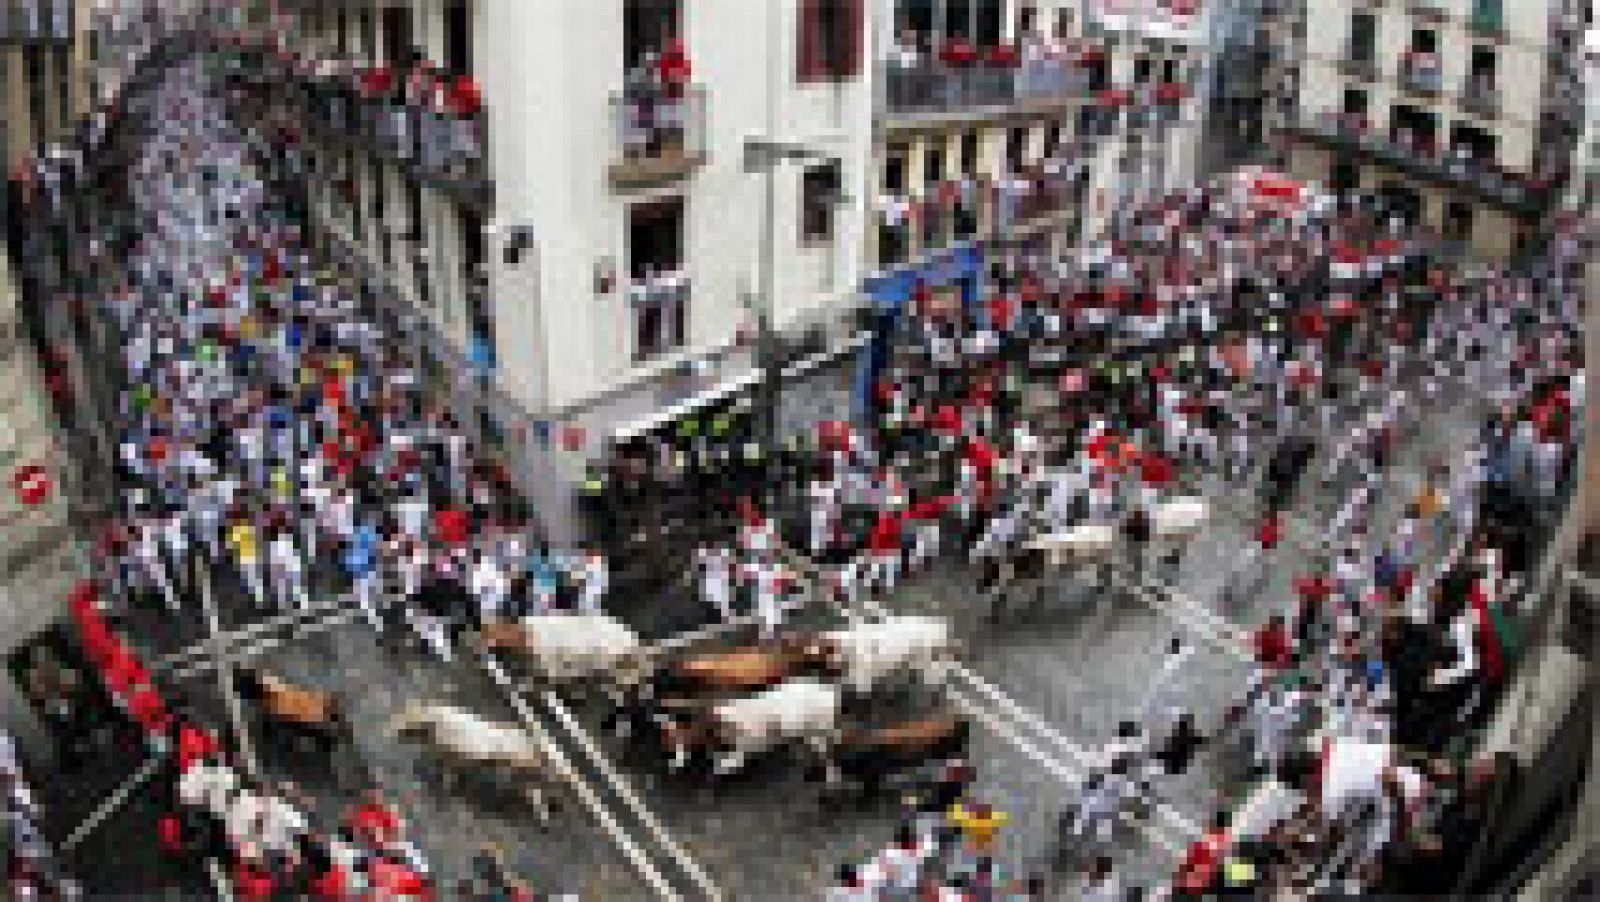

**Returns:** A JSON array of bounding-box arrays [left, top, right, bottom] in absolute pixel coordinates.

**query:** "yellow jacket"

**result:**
[[947, 804, 1007, 850], [228, 522, 258, 563]]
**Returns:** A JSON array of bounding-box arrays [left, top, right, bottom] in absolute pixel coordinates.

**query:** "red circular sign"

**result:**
[[12, 465, 52, 506]]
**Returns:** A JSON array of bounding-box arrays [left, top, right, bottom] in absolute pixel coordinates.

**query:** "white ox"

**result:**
[[821, 616, 955, 693], [389, 702, 555, 821], [668, 677, 841, 775], [1150, 497, 1209, 541], [488, 613, 643, 684], [1028, 521, 1118, 568]]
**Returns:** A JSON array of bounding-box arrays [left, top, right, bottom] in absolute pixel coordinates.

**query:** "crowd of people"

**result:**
[[2, 19, 1588, 901], [1, 731, 78, 899]]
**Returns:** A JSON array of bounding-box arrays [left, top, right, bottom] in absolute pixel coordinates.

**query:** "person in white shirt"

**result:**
[[698, 546, 733, 621], [255, 788, 309, 859], [470, 552, 509, 624], [579, 551, 608, 616], [267, 531, 308, 611]]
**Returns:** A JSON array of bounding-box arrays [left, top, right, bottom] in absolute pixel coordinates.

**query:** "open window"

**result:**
[[444, 1, 473, 75], [381, 5, 414, 69], [629, 197, 688, 360], [625, 0, 683, 72], [801, 161, 841, 243], [797, 0, 864, 83]]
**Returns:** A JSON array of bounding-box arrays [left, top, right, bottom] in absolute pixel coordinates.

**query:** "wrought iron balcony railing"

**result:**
[[1288, 111, 1561, 215], [608, 84, 708, 191]]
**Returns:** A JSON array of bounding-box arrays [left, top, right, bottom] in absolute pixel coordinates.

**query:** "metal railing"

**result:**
[[1459, 78, 1500, 117], [1290, 111, 1559, 214], [627, 277, 691, 362], [1399, 57, 1445, 95], [610, 83, 707, 177], [883, 61, 1019, 114]]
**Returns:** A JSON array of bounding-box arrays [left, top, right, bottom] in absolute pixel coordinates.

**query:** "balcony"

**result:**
[[1468, 3, 1507, 39], [629, 275, 690, 362], [0, 0, 73, 45], [269, 57, 493, 210], [1079, 104, 1123, 139], [881, 45, 1098, 125], [1459, 78, 1500, 119], [884, 60, 1020, 116], [1398, 54, 1444, 97], [1338, 49, 1381, 82], [994, 170, 1072, 238], [1285, 110, 1562, 215], [608, 84, 707, 192], [1407, 0, 1450, 21]]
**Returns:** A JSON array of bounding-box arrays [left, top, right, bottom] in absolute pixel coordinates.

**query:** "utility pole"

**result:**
[[742, 136, 843, 487]]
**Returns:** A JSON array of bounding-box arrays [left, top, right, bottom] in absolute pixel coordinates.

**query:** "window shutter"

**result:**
[[797, 0, 822, 83], [842, 0, 864, 78]]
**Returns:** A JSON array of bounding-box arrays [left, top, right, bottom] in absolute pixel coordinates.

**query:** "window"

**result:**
[[885, 145, 909, 194], [358, 9, 375, 62], [1341, 87, 1368, 117], [1134, 56, 1152, 84], [959, 131, 980, 174], [1161, 58, 1180, 83], [900, 0, 935, 39], [629, 197, 687, 360], [1444, 200, 1473, 243], [1468, 46, 1496, 84], [801, 161, 841, 242], [974, 0, 1002, 46], [945, 0, 973, 39], [1410, 28, 1437, 55], [444, 1, 473, 74], [373, 175, 390, 268], [1045, 122, 1062, 157], [925, 146, 946, 185], [625, 0, 682, 72], [382, 6, 414, 69], [1349, 12, 1376, 61], [1005, 126, 1028, 170], [459, 209, 492, 340], [797, 0, 863, 83]]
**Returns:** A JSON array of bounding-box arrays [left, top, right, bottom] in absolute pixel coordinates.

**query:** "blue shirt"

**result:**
[[344, 525, 379, 577]]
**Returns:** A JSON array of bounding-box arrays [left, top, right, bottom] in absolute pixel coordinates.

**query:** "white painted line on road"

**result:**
[[481, 653, 689, 902], [198, 564, 260, 778], [539, 690, 724, 902], [152, 589, 359, 673], [1106, 568, 1253, 663], [60, 751, 168, 853], [792, 547, 1202, 851], [950, 665, 1203, 843], [166, 606, 367, 682]]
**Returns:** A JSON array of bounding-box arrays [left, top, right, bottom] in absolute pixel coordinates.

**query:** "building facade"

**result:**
[[867, 0, 1212, 291], [263, 1, 877, 530], [1277, 0, 1587, 259], [1, 0, 95, 171]]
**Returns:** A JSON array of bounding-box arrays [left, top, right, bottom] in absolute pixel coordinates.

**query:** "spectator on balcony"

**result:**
[[888, 28, 923, 71], [940, 35, 977, 68]]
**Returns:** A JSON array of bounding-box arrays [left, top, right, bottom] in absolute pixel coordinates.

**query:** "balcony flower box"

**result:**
[[940, 40, 978, 67], [1154, 82, 1186, 103], [358, 66, 395, 100], [984, 44, 1021, 68], [1098, 87, 1132, 107]]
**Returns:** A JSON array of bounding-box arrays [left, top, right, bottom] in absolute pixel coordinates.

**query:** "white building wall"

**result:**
[[478, 0, 872, 415]]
